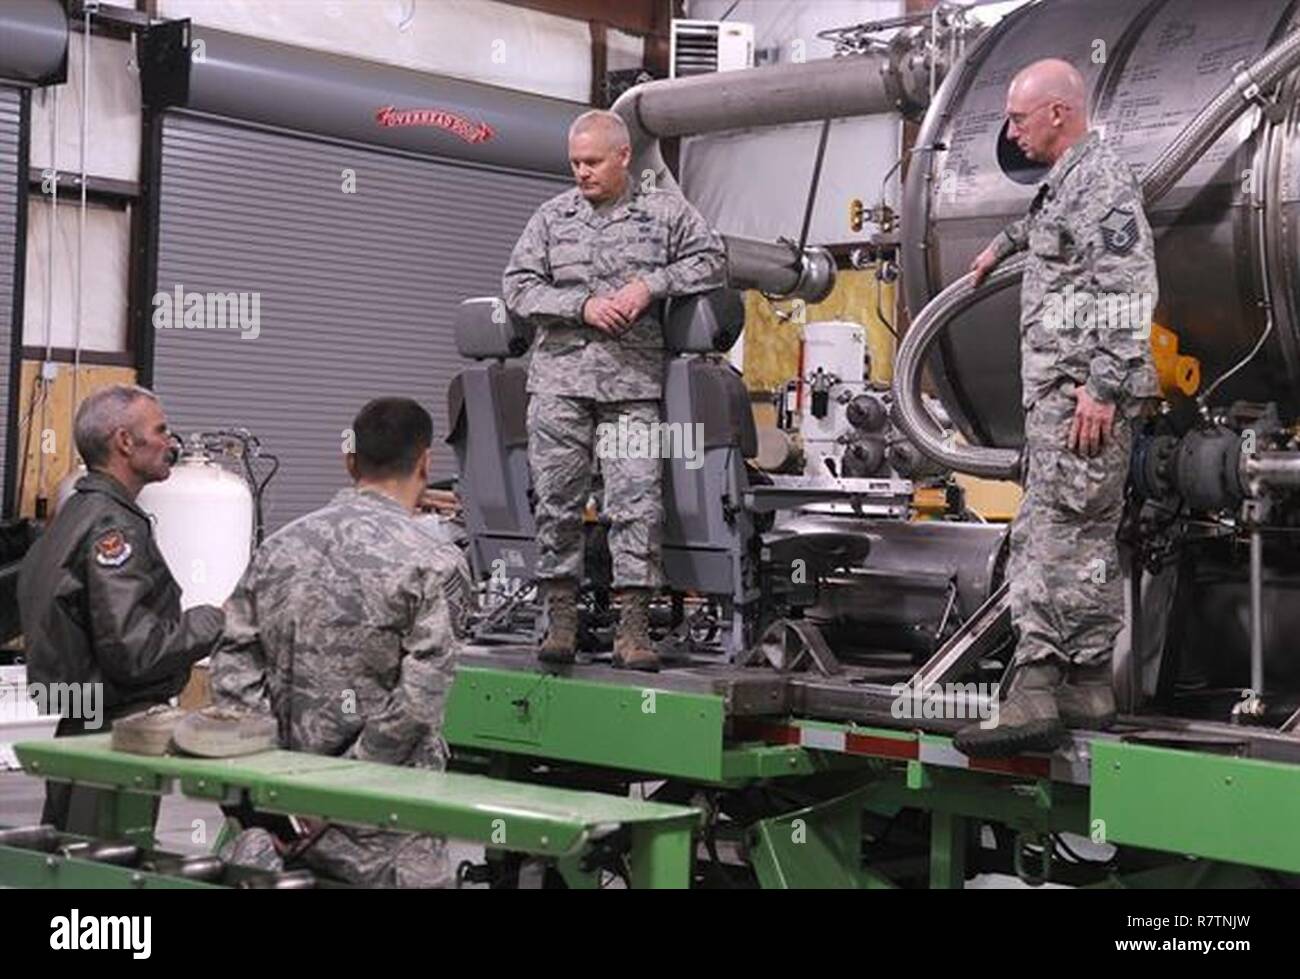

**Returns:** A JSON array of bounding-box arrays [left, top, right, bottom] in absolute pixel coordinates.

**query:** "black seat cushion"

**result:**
[[687, 360, 757, 459]]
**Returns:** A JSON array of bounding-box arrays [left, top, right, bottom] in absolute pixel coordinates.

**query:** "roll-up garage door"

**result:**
[[151, 111, 568, 531]]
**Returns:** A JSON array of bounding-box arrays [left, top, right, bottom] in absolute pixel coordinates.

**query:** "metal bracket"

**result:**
[[472, 578, 538, 641], [908, 581, 1012, 689], [1232, 61, 1287, 124], [1281, 704, 1300, 734], [753, 619, 843, 676], [1012, 831, 1053, 887]]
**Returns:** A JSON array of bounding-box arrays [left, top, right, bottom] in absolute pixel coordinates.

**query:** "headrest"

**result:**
[[454, 297, 535, 360], [664, 289, 745, 354]]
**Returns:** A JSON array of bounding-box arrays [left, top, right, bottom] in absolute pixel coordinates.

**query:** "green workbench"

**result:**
[[11, 735, 701, 888]]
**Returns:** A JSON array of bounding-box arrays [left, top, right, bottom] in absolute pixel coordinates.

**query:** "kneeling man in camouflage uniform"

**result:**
[[956, 59, 1159, 756], [212, 398, 471, 886], [503, 109, 726, 671]]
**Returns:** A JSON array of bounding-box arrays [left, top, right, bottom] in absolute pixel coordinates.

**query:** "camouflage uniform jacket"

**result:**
[[211, 487, 471, 769], [991, 130, 1160, 409], [502, 182, 727, 402]]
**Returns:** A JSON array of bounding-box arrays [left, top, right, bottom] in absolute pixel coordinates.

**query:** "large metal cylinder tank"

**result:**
[[902, 0, 1300, 448]]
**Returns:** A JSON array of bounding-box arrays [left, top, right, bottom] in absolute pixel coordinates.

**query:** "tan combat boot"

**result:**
[[111, 705, 187, 756], [954, 660, 1066, 758], [172, 706, 278, 758], [538, 578, 578, 665], [612, 588, 660, 672], [1057, 659, 1117, 730]]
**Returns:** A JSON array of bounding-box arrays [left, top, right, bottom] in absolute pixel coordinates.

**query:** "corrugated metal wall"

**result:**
[[151, 111, 567, 531], [0, 87, 21, 513]]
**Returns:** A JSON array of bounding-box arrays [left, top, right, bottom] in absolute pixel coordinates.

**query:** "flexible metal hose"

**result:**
[[892, 25, 1300, 481]]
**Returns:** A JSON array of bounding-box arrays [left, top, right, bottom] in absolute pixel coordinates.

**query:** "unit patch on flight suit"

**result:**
[[93, 529, 132, 568]]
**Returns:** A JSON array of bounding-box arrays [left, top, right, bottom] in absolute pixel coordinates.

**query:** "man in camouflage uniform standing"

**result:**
[[956, 59, 1159, 756], [503, 109, 726, 672], [212, 398, 472, 886]]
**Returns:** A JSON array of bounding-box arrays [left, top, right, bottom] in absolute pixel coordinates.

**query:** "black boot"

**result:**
[[1058, 659, 1116, 730], [954, 660, 1066, 758]]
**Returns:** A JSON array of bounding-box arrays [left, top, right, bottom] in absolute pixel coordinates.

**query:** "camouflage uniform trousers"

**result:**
[[219, 827, 283, 874], [528, 393, 663, 589], [218, 827, 451, 889], [1008, 384, 1133, 668], [304, 739, 453, 888], [303, 827, 451, 889]]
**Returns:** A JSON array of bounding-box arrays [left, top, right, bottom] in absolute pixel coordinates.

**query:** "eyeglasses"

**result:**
[[1006, 100, 1058, 127]]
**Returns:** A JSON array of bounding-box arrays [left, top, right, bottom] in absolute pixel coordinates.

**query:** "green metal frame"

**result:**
[[445, 666, 730, 781], [442, 665, 1300, 888], [445, 665, 867, 784], [10, 734, 701, 889], [1092, 740, 1300, 874], [9, 665, 1300, 889], [748, 786, 898, 889]]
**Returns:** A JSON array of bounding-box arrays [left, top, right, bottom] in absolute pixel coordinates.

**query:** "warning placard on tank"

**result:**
[[1093, 0, 1285, 186]]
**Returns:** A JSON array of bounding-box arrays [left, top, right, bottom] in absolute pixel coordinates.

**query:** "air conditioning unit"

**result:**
[[670, 19, 755, 78]]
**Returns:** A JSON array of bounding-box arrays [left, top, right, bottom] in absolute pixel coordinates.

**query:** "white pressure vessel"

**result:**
[[137, 454, 253, 609]]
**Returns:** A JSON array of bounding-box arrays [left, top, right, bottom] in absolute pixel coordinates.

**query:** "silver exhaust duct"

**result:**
[[611, 27, 951, 303]]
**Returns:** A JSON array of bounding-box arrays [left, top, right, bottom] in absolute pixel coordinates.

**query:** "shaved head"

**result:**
[[1005, 58, 1090, 166], [1010, 59, 1088, 115]]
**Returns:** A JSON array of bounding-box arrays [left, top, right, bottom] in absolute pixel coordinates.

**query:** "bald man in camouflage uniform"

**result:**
[[957, 59, 1159, 756], [212, 398, 472, 886], [503, 109, 726, 671]]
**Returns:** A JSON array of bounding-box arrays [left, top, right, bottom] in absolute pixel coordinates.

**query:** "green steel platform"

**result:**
[[444, 659, 1300, 887], [9, 734, 701, 888], [6, 657, 1300, 888]]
